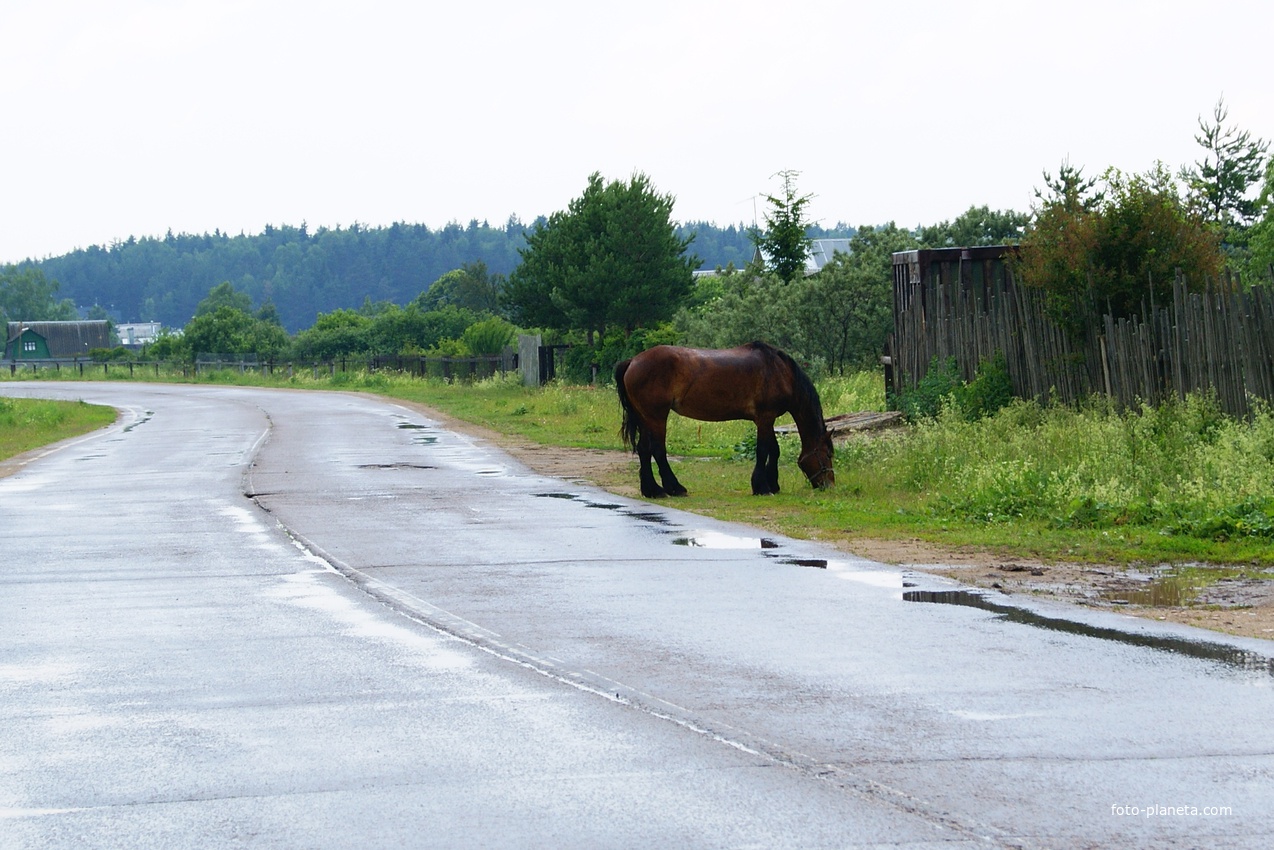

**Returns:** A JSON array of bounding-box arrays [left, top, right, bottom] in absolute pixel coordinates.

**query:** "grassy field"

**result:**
[[5, 365, 1273, 573], [0, 396, 118, 463]]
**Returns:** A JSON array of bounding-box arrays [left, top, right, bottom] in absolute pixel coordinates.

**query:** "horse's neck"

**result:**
[[789, 401, 825, 448]]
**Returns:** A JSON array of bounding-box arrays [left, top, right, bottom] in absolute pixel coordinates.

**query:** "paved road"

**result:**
[[2, 382, 1272, 849]]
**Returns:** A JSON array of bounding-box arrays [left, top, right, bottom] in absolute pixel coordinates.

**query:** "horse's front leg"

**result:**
[[751, 423, 781, 495]]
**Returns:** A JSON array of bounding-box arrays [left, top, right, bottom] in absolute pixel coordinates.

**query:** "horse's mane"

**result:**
[[743, 341, 825, 426]]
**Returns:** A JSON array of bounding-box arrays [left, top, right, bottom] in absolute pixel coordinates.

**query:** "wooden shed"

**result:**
[[4, 321, 112, 360]]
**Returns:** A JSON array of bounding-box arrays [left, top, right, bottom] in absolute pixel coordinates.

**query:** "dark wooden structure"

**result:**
[[888, 249, 1274, 418], [5, 321, 111, 360]]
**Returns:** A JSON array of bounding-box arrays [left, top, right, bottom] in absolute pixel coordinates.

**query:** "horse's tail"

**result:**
[[614, 358, 640, 452]]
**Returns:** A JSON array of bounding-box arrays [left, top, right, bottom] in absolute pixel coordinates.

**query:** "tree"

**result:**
[[460, 316, 517, 355], [0, 265, 77, 324], [795, 223, 919, 372], [1011, 162, 1105, 328], [366, 304, 478, 355], [414, 262, 504, 314], [1035, 159, 1104, 214], [182, 305, 289, 360], [674, 269, 800, 354], [256, 301, 283, 326], [1183, 97, 1270, 233], [1016, 162, 1223, 332], [918, 205, 1029, 247], [505, 172, 698, 346], [195, 282, 253, 317], [290, 308, 373, 360], [752, 170, 813, 282], [1248, 160, 1274, 276]]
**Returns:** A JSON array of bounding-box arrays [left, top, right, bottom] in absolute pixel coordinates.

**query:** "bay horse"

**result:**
[[615, 342, 834, 497]]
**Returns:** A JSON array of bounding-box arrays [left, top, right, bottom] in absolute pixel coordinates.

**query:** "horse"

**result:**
[[614, 342, 835, 497]]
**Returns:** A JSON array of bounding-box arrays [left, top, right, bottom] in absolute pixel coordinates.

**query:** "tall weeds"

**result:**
[[839, 393, 1274, 540]]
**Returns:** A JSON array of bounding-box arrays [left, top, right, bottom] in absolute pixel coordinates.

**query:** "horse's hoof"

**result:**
[[642, 488, 668, 498], [667, 487, 688, 497]]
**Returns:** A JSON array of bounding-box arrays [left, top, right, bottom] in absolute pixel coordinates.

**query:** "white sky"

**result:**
[[2, 0, 1271, 263]]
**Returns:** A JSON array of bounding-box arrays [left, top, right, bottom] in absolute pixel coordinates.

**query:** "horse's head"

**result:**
[[798, 430, 835, 489]]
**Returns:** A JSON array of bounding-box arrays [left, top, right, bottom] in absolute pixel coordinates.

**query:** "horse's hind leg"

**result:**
[[636, 431, 667, 498], [646, 420, 687, 497], [653, 451, 687, 497]]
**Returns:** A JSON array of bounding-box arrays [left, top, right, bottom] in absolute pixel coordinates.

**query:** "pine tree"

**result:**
[[753, 170, 813, 283]]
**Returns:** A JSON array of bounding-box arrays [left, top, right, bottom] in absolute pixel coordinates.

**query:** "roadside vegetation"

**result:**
[[388, 372, 1274, 568], [0, 396, 116, 463], [7, 364, 1271, 574]]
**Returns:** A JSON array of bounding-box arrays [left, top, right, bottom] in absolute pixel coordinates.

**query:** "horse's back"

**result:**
[[624, 344, 772, 422]]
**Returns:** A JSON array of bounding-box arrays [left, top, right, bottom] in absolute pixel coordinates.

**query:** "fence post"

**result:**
[[518, 334, 542, 386]]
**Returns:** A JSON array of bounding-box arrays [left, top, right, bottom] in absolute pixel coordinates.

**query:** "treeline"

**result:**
[[32, 220, 531, 332], [25, 218, 853, 333]]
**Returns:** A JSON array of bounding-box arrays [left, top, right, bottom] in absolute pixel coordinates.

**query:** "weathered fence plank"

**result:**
[[890, 249, 1274, 418]]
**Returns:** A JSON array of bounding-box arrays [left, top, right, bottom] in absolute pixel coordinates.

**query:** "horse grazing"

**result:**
[[615, 342, 834, 497]]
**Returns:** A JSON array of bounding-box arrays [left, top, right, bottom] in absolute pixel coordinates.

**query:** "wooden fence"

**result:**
[[889, 248, 1274, 417]]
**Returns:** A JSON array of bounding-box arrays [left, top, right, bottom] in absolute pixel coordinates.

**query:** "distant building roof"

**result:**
[[807, 238, 853, 271], [5, 321, 111, 359], [753, 238, 854, 276], [116, 322, 162, 346]]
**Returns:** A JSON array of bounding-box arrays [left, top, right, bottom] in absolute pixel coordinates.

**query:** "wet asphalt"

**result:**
[[2, 382, 1273, 849]]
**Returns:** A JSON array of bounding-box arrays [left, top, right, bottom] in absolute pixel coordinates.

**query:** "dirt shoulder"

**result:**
[[401, 399, 1274, 644]]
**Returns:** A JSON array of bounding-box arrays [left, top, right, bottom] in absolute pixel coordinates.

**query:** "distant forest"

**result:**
[[29, 219, 855, 332]]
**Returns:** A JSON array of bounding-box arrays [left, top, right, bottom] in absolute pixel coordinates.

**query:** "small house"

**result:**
[[116, 322, 162, 347], [4, 321, 112, 360]]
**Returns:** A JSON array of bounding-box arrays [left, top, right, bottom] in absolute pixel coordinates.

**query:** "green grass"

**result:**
[[389, 372, 1274, 570], [7, 364, 1272, 574], [0, 396, 118, 462]]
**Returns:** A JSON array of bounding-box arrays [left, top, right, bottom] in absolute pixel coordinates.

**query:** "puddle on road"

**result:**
[[781, 558, 829, 569], [1103, 574, 1199, 607], [357, 462, 436, 471], [533, 493, 870, 568], [395, 421, 439, 444], [533, 491, 678, 527], [122, 410, 154, 433], [673, 531, 779, 550], [904, 590, 1274, 676], [623, 510, 677, 527]]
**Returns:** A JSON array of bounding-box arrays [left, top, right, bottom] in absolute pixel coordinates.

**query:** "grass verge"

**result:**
[[0, 396, 118, 464]]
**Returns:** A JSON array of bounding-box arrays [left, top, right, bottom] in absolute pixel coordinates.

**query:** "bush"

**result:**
[[460, 316, 517, 356], [893, 353, 1014, 422], [956, 352, 1013, 419], [89, 346, 134, 362], [893, 357, 961, 420]]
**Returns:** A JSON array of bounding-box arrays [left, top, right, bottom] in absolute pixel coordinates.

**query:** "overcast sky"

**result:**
[[2, 0, 1271, 263]]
